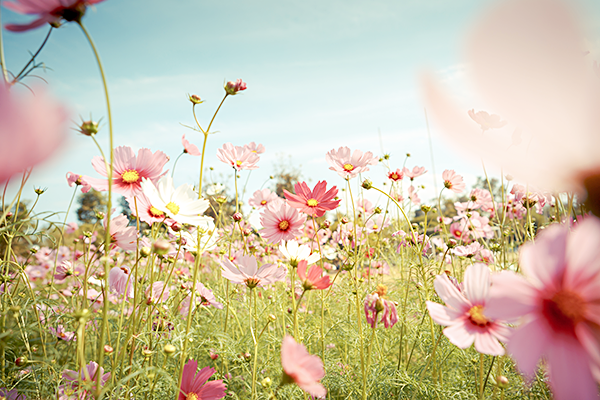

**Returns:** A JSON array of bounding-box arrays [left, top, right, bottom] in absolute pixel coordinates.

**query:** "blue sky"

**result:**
[[3, 0, 600, 221]]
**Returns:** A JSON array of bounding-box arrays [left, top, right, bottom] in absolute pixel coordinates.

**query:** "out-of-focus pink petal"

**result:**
[[486, 271, 537, 322], [564, 217, 600, 296], [546, 336, 597, 400], [506, 316, 550, 378], [433, 274, 470, 312], [443, 323, 474, 349], [519, 225, 568, 291], [426, 301, 464, 326]]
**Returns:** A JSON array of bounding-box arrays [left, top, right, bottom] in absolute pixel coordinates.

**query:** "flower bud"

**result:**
[[224, 79, 247, 95], [15, 356, 27, 367], [152, 239, 171, 256], [209, 350, 219, 360], [361, 180, 373, 190], [497, 375, 509, 388], [104, 345, 114, 355], [34, 187, 47, 195], [140, 246, 151, 257], [78, 120, 100, 136], [163, 344, 176, 355], [340, 216, 349, 224], [232, 212, 243, 222], [261, 377, 272, 388], [188, 94, 204, 105]]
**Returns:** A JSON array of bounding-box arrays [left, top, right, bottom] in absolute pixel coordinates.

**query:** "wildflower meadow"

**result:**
[[2, 0, 600, 399]]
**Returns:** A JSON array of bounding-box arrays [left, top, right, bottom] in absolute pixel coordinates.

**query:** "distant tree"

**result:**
[[271, 154, 303, 197], [76, 189, 107, 224], [473, 176, 503, 198]]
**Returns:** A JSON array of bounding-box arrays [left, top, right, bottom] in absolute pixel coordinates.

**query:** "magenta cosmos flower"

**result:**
[[85, 146, 169, 198], [179, 360, 226, 400], [442, 169, 466, 193], [426, 263, 509, 356], [221, 254, 286, 289], [364, 291, 398, 329], [216, 142, 260, 171], [0, 85, 67, 184], [4, 0, 106, 31], [325, 146, 378, 180], [485, 218, 600, 400], [284, 181, 340, 217], [260, 202, 306, 244], [297, 260, 331, 291], [281, 335, 326, 398]]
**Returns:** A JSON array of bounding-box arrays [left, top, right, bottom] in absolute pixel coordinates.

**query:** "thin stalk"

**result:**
[[0, 6, 9, 83], [12, 26, 53, 83]]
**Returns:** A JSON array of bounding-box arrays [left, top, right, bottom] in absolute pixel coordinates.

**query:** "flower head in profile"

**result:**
[[178, 359, 226, 400], [84, 146, 169, 198], [468, 109, 507, 131], [179, 282, 223, 316], [279, 240, 320, 268], [0, 85, 67, 184], [426, 263, 509, 356], [260, 202, 306, 244], [284, 181, 340, 217], [297, 260, 331, 291], [141, 176, 212, 227], [109, 266, 133, 298], [403, 166, 427, 181], [442, 169, 466, 193], [66, 172, 91, 193], [485, 218, 600, 400], [104, 213, 137, 252], [60, 361, 110, 398], [216, 143, 260, 171], [364, 285, 398, 329], [281, 335, 326, 398], [325, 146, 378, 179], [224, 79, 247, 95], [182, 134, 201, 156], [244, 142, 265, 154], [221, 254, 286, 289], [4, 0, 106, 31]]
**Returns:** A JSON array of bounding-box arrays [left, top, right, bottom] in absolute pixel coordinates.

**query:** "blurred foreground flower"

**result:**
[[178, 359, 226, 400], [486, 218, 600, 400], [4, 0, 106, 31], [0, 85, 68, 184], [281, 335, 326, 398], [297, 260, 331, 291], [422, 0, 600, 214], [59, 361, 110, 399]]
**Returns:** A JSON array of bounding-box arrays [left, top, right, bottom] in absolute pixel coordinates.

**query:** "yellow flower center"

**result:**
[[343, 163, 354, 171], [372, 224, 378, 230], [260, 200, 267, 205], [165, 202, 180, 215], [391, 173, 398, 180], [278, 220, 290, 231], [121, 169, 140, 183], [235, 160, 243, 167], [307, 199, 319, 207], [186, 394, 199, 400], [468, 305, 489, 327], [149, 206, 164, 218]]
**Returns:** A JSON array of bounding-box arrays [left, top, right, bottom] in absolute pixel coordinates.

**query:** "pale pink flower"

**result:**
[[442, 170, 466, 193], [297, 260, 331, 291], [125, 193, 166, 225], [356, 199, 374, 215], [510, 184, 550, 214], [49, 325, 75, 341], [284, 181, 340, 217], [426, 263, 509, 356], [179, 360, 226, 400], [216, 143, 260, 171], [449, 222, 467, 241], [66, 172, 91, 193], [54, 260, 83, 280], [248, 188, 279, 208], [64, 222, 78, 235], [220, 254, 286, 288], [403, 166, 427, 181], [486, 218, 600, 400], [179, 282, 223, 315], [422, 0, 600, 210], [108, 266, 133, 298], [0, 388, 25, 400], [182, 134, 201, 156], [407, 185, 420, 205], [387, 169, 404, 182], [224, 79, 247, 95], [364, 214, 390, 234], [4, 0, 106, 31], [104, 213, 137, 252], [243, 142, 265, 154], [85, 146, 169, 198], [145, 281, 169, 305], [260, 202, 306, 244], [0, 85, 67, 184], [325, 146, 378, 179], [60, 361, 110, 398], [364, 292, 398, 329], [468, 109, 507, 131], [281, 335, 326, 398]]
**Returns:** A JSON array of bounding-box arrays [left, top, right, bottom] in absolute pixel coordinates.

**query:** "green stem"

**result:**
[[0, 6, 9, 83], [78, 21, 115, 397], [12, 26, 53, 83], [479, 353, 485, 400]]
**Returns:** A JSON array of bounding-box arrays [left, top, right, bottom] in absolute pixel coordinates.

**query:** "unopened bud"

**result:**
[[232, 212, 243, 222], [188, 94, 204, 105], [373, 207, 382, 214], [15, 356, 27, 367], [361, 180, 373, 190], [268, 314, 276, 322], [153, 239, 171, 256], [261, 377, 272, 388], [340, 216, 349, 224], [497, 375, 509, 388], [163, 344, 176, 355], [78, 120, 100, 136], [34, 187, 47, 195], [140, 247, 151, 257], [104, 345, 114, 355]]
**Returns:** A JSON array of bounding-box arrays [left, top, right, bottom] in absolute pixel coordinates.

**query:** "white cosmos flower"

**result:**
[[141, 176, 212, 226], [205, 182, 225, 196], [279, 240, 320, 267], [179, 220, 219, 253]]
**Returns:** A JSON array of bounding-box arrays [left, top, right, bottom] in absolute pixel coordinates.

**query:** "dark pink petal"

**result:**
[[196, 379, 227, 400], [546, 336, 597, 400]]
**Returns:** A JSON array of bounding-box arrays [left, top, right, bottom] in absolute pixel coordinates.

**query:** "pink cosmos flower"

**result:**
[[325, 146, 378, 179], [54, 260, 83, 280], [84, 146, 169, 198], [224, 79, 247, 95], [356, 199, 374, 215], [64, 222, 78, 235], [60, 361, 110, 398], [442, 170, 466, 193], [125, 193, 166, 225], [0, 85, 67, 184], [468, 109, 507, 131], [49, 325, 75, 341], [426, 263, 509, 356], [145, 281, 169, 305], [281, 335, 327, 398], [220, 254, 286, 288], [66, 172, 91, 193], [387, 169, 404, 182], [485, 218, 600, 400], [403, 166, 427, 181], [364, 214, 390, 234], [364, 291, 398, 329], [108, 266, 133, 298], [179, 282, 223, 316], [407, 185, 420, 205], [284, 181, 340, 218], [244, 142, 265, 154], [182, 134, 201, 156], [104, 213, 137, 252], [422, 0, 600, 210], [260, 202, 306, 244], [4, 0, 106, 32], [297, 260, 331, 291], [248, 188, 279, 208], [179, 360, 226, 400], [216, 143, 260, 171], [0, 388, 25, 400]]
